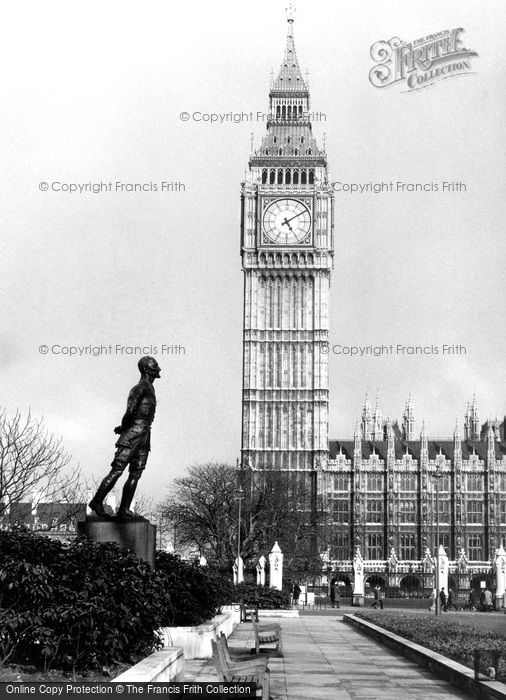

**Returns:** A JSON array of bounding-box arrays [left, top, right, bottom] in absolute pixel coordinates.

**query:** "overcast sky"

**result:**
[[1, 0, 505, 505]]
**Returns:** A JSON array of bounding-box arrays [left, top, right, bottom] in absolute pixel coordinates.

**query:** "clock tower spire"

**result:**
[[240, 9, 334, 502]]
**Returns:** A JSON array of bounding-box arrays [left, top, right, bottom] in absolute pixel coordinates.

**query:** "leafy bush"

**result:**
[[227, 582, 290, 609], [355, 610, 506, 682], [155, 552, 233, 626], [0, 530, 170, 673]]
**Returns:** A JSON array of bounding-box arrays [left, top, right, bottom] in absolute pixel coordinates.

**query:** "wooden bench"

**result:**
[[252, 619, 283, 656], [240, 603, 259, 622], [211, 638, 270, 700], [219, 632, 269, 666]]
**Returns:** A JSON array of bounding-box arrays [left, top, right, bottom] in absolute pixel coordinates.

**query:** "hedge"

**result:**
[[228, 582, 290, 609], [355, 610, 506, 682]]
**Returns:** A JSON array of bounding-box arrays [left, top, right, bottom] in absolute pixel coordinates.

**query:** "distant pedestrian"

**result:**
[[468, 590, 478, 611], [439, 587, 447, 612], [447, 589, 458, 611], [371, 585, 384, 609], [330, 576, 339, 608], [483, 587, 493, 612], [292, 582, 301, 607], [334, 583, 341, 609]]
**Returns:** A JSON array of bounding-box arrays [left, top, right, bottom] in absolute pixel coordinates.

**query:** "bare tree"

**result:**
[[0, 409, 83, 530], [159, 462, 331, 573]]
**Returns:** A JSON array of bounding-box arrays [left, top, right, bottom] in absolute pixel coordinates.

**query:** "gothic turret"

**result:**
[[464, 394, 480, 441], [402, 394, 415, 440]]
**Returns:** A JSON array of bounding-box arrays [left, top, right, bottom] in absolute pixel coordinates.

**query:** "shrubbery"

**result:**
[[355, 610, 506, 682], [155, 551, 234, 626], [229, 582, 290, 609], [0, 530, 170, 674]]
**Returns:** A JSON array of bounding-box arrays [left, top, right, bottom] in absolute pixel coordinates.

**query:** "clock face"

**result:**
[[262, 198, 311, 245]]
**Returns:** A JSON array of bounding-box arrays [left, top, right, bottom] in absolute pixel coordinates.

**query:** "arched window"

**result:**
[[293, 170, 299, 184], [287, 105, 292, 119], [301, 170, 307, 185], [267, 345, 274, 387], [269, 169, 275, 184], [276, 105, 280, 118], [294, 149, 298, 156], [285, 170, 291, 184], [273, 136, 277, 144], [277, 170, 283, 184], [261, 169, 267, 184], [309, 169, 314, 184], [278, 148, 283, 156]]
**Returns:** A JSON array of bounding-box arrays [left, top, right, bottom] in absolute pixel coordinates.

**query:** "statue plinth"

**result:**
[[77, 516, 156, 568]]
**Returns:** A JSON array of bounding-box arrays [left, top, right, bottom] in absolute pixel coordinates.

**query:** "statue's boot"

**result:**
[[89, 469, 123, 516], [117, 474, 140, 518]]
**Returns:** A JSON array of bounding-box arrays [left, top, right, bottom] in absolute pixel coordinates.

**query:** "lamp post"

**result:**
[[236, 488, 245, 582], [432, 465, 443, 616]]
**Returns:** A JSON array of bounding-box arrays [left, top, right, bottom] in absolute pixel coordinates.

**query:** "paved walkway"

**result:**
[[185, 614, 472, 699]]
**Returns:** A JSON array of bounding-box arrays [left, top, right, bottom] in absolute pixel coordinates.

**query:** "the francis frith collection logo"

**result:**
[[369, 28, 478, 91]]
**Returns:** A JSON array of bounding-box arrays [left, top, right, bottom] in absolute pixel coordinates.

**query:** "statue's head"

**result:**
[[138, 356, 161, 379]]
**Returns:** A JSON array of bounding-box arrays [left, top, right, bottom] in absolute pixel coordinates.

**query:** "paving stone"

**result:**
[[184, 614, 473, 698]]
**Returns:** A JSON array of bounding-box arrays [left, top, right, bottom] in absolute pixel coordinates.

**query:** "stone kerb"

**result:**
[[158, 611, 237, 659], [113, 647, 184, 683]]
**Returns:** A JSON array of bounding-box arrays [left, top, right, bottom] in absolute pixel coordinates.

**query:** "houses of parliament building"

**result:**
[[240, 7, 506, 593]]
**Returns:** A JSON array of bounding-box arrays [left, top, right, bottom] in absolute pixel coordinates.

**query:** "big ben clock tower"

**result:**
[[240, 7, 334, 502]]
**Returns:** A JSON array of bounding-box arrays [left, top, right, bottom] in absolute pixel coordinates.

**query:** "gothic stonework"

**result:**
[[239, 11, 505, 593], [240, 10, 333, 487]]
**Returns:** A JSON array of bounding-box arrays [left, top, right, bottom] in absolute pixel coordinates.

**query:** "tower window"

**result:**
[[287, 137, 291, 144], [293, 170, 299, 184], [261, 169, 267, 184], [276, 105, 280, 118], [307, 148, 312, 155], [294, 149, 298, 156], [277, 170, 283, 184], [301, 170, 307, 185], [300, 136, 305, 143], [309, 169, 314, 184], [269, 170, 275, 184], [278, 148, 283, 156], [265, 148, 269, 155], [273, 136, 277, 143], [285, 170, 291, 185]]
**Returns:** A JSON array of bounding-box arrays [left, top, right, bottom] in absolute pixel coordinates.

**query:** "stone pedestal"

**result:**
[[233, 556, 244, 584], [269, 541, 283, 591], [77, 517, 156, 568], [256, 555, 266, 586], [352, 546, 365, 606]]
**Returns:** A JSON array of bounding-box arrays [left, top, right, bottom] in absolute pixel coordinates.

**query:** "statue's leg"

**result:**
[[88, 466, 125, 516], [89, 446, 130, 516], [117, 447, 147, 517]]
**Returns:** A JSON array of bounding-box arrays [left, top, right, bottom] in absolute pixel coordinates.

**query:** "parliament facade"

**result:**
[[240, 9, 506, 593]]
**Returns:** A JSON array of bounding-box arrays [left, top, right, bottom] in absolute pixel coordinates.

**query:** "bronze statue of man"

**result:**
[[89, 355, 161, 518]]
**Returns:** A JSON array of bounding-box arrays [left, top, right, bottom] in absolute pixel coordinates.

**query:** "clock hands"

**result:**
[[281, 212, 302, 230]]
